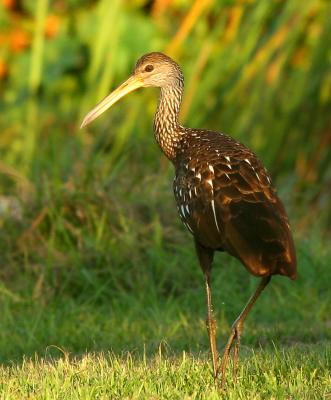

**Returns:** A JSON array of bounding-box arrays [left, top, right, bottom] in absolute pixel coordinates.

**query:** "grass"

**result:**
[[1, 1, 331, 397], [1, 235, 330, 359], [0, 235, 330, 398], [0, 116, 329, 398], [1, 345, 330, 399]]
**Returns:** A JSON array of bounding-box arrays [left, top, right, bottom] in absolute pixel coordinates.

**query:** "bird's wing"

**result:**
[[174, 146, 296, 278]]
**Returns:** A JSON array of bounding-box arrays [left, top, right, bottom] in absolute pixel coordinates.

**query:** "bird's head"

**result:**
[[134, 52, 183, 88], [80, 52, 183, 128]]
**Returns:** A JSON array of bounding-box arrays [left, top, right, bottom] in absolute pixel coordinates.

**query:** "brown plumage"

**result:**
[[173, 130, 296, 279], [81, 52, 297, 387]]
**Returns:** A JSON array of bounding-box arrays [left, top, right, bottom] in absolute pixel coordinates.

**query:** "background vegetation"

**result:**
[[0, 0, 330, 398]]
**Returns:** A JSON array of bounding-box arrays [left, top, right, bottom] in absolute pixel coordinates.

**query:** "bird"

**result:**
[[81, 52, 297, 387]]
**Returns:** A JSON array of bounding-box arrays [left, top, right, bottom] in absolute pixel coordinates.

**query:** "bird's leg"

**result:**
[[194, 241, 218, 380], [204, 270, 218, 379], [231, 325, 241, 380], [219, 276, 271, 388]]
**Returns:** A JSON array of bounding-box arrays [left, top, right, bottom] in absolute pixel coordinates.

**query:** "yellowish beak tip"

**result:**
[[80, 110, 96, 129], [79, 74, 144, 129], [80, 119, 88, 129]]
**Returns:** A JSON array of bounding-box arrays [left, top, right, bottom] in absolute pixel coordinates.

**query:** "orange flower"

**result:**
[[2, 0, 16, 10], [45, 14, 61, 38], [10, 29, 30, 53]]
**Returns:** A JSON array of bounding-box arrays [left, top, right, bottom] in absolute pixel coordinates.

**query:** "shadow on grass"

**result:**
[[1, 236, 330, 365]]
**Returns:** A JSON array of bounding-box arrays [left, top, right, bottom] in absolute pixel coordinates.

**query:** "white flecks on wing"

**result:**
[[248, 163, 261, 183], [206, 179, 213, 189], [225, 155, 232, 169], [206, 179, 214, 195], [211, 199, 220, 233], [208, 164, 214, 173], [225, 173, 230, 180], [184, 221, 194, 233], [244, 158, 251, 165], [196, 172, 201, 180], [185, 204, 190, 215]]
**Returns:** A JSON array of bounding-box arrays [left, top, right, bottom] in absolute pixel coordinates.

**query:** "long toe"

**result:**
[[218, 327, 237, 388], [232, 331, 241, 383]]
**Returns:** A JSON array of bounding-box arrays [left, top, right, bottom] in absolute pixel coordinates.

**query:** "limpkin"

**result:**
[[81, 52, 297, 386]]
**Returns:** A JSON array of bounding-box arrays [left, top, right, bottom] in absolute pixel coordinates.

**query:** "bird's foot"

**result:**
[[218, 320, 243, 389], [205, 316, 218, 380]]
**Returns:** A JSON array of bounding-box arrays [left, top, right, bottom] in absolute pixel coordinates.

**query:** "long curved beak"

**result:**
[[80, 75, 144, 128]]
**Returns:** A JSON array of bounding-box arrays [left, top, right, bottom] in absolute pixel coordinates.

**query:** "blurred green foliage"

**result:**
[[1, 0, 330, 229]]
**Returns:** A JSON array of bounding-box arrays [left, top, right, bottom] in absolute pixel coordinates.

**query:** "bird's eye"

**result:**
[[144, 64, 154, 72]]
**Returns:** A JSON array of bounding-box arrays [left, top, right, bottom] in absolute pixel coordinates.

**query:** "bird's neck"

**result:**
[[153, 84, 183, 161]]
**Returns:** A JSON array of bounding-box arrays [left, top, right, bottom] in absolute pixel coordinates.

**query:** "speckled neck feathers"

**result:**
[[153, 82, 184, 161]]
